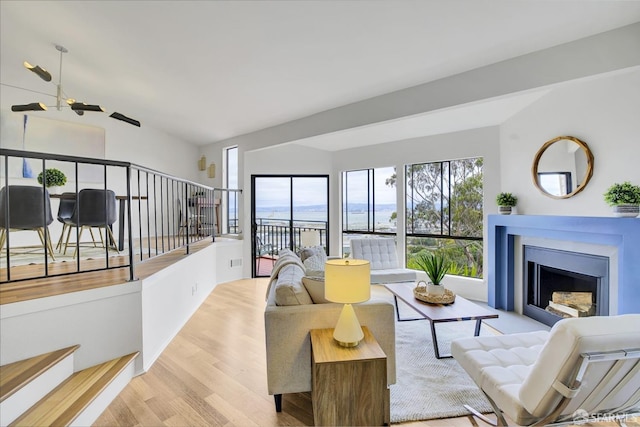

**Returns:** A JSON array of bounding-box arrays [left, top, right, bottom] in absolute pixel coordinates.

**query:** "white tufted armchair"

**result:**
[[350, 238, 418, 284], [452, 314, 640, 426]]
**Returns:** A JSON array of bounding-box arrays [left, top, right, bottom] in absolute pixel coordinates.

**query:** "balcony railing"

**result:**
[[253, 217, 328, 275], [1, 148, 242, 284]]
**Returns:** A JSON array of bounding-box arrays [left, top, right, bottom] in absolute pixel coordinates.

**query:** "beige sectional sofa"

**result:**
[[264, 248, 396, 411]]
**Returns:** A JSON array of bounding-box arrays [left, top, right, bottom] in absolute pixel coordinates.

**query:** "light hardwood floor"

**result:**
[[94, 278, 482, 426], [0, 239, 214, 305], [95, 278, 639, 427]]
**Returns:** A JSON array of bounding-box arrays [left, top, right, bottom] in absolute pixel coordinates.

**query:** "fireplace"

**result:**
[[523, 246, 609, 326], [489, 215, 639, 316]]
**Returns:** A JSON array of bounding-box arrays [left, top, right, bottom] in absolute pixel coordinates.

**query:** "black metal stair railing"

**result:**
[[0, 148, 242, 284]]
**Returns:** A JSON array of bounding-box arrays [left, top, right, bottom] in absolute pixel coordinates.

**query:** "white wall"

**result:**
[[141, 244, 217, 371], [0, 283, 143, 372], [1, 239, 244, 374], [0, 108, 199, 180], [215, 238, 244, 284], [499, 70, 640, 216]]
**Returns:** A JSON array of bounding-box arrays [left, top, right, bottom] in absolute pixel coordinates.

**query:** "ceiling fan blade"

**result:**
[[110, 112, 141, 127], [23, 61, 52, 82]]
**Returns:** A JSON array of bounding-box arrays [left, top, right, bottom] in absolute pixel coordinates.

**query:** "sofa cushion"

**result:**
[[302, 276, 330, 303], [274, 263, 312, 306], [265, 250, 306, 301]]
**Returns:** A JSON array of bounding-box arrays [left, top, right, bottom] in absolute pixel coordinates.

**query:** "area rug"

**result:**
[[390, 308, 494, 423], [1, 245, 127, 267]]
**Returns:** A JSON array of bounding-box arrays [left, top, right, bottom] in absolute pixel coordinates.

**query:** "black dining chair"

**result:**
[[55, 192, 77, 251], [62, 189, 118, 257], [0, 185, 56, 260]]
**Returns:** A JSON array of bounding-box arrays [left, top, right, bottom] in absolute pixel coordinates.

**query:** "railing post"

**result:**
[[126, 166, 136, 281], [184, 182, 190, 255]]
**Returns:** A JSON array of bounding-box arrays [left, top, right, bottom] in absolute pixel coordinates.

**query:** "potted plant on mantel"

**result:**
[[37, 168, 67, 194], [604, 181, 640, 218], [414, 252, 451, 296], [496, 192, 518, 215]]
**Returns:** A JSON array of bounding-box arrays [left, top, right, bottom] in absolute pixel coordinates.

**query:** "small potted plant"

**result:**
[[414, 251, 450, 296], [604, 181, 640, 217], [37, 168, 67, 194], [496, 192, 517, 215]]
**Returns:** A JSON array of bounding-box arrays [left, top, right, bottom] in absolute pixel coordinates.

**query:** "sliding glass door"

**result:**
[[252, 175, 328, 277]]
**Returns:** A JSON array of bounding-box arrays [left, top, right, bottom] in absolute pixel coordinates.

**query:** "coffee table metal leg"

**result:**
[[430, 321, 452, 359], [474, 319, 483, 336], [392, 295, 426, 322]]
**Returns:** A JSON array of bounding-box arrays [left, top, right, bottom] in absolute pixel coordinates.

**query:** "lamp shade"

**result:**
[[300, 230, 320, 248], [325, 259, 370, 304]]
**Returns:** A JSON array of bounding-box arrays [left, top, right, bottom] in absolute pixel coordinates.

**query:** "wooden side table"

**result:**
[[310, 327, 389, 426]]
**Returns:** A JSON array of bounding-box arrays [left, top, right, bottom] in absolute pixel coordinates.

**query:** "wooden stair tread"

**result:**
[[0, 345, 80, 403], [10, 352, 138, 427]]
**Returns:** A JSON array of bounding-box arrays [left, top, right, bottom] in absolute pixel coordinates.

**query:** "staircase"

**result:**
[[0, 346, 138, 426]]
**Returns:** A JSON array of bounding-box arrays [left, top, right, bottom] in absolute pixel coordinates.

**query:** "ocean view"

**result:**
[[255, 207, 397, 230]]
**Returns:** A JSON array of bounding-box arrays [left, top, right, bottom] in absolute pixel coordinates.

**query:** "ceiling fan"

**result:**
[[8, 44, 140, 127]]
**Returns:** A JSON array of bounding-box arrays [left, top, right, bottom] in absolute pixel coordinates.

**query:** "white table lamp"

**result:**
[[300, 230, 320, 248], [325, 259, 371, 347]]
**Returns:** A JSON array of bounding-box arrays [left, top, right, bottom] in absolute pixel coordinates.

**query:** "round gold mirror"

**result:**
[[532, 136, 594, 199]]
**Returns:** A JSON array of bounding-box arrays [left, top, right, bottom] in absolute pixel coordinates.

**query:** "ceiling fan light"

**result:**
[[74, 110, 85, 116], [23, 61, 52, 82], [11, 102, 47, 112], [110, 112, 141, 127], [70, 102, 105, 112]]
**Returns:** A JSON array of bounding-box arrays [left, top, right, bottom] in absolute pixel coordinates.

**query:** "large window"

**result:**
[[404, 158, 483, 278], [342, 167, 396, 256], [225, 146, 239, 234], [252, 175, 329, 277]]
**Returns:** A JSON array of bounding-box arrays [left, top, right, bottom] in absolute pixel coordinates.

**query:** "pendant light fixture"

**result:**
[[9, 44, 140, 127]]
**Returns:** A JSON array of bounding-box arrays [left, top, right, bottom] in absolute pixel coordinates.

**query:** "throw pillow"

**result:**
[[302, 276, 330, 303], [299, 245, 327, 263], [303, 253, 325, 275], [298, 247, 316, 262]]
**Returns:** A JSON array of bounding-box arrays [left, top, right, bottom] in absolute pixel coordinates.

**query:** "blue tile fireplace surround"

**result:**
[[488, 215, 640, 315]]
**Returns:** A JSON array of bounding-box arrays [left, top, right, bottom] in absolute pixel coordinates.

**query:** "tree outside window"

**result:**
[[387, 157, 483, 278]]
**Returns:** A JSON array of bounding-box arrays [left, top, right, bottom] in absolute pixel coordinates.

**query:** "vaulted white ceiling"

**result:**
[[1, 1, 639, 147]]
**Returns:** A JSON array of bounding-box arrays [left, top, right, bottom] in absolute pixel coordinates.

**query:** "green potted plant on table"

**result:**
[[414, 252, 450, 296], [37, 168, 67, 194], [604, 181, 640, 217], [496, 192, 517, 215]]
